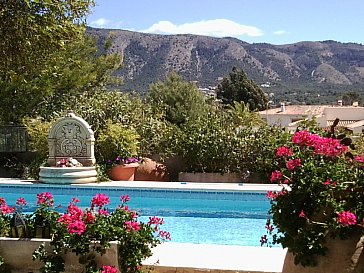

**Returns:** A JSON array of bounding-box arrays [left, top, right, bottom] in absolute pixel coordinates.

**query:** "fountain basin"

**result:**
[[39, 166, 98, 184]]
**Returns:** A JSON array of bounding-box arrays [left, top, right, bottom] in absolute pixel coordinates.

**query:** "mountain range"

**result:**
[[88, 27, 364, 104]]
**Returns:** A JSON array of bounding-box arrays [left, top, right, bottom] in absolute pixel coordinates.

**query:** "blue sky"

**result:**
[[87, 0, 363, 45]]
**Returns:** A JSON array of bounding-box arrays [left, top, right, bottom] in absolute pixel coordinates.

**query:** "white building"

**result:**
[[259, 103, 364, 134]]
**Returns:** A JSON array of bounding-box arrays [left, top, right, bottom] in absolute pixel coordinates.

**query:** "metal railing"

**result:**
[[0, 126, 27, 152]]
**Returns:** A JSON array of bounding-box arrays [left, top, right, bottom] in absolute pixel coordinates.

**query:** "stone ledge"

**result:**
[[179, 172, 242, 183]]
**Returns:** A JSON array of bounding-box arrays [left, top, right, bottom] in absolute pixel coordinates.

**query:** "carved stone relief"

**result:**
[[47, 111, 95, 167]]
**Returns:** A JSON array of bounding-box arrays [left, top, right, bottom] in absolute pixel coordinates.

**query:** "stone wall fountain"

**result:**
[[39, 111, 97, 184]]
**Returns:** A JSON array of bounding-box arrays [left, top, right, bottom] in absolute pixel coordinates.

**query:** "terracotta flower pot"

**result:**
[[108, 163, 139, 181], [281, 231, 364, 273]]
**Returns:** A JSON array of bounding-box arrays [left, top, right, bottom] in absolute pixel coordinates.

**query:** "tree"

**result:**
[[32, 36, 122, 121], [0, 0, 95, 124], [217, 67, 268, 111], [227, 101, 264, 128], [342, 91, 362, 106], [147, 72, 209, 126], [0, 0, 94, 75]]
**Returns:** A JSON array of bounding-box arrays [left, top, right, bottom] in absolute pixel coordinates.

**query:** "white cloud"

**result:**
[[89, 18, 123, 29], [273, 30, 287, 35], [142, 19, 263, 38], [90, 18, 111, 27]]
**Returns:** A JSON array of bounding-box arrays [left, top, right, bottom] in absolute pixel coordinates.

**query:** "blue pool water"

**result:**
[[0, 184, 271, 246]]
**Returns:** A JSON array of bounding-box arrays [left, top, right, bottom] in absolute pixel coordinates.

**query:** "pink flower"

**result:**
[[286, 158, 301, 171], [148, 216, 164, 225], [266, 191, 278, 200], [337, 211, 357, 226], [125, 221, 140, 232], [323, 179, 336, 187], [71, 197, 80, 204], [121, 205, 130, 212], [292, 131, 314, 146], [98, 209, 109, 216], [58, 214, 72, 225], [148, 216, 164, 230], [1, 204, 15, 215], [66, 204, 84, 220], [313, 137, 348, 157], [16, 197, 27, 206], [299, 210, 307, 219], [102, 265, 118, 273], [36, 192, 54, 206], [270, 170, 283, 182], [276, 146, 293, 157], [158, 230, 171, 240], [265, 222, 274, 232], [91, 193, 110, 208], [84, 211, 95, 223], [260, 235, 268, 246], [120, 194, 130, 204], [67, 220, 86, 235], [277, 190, 287, 196], [0, 197, 5, 205], [354, 155, 364, 163], [323, 179, 331, 186]]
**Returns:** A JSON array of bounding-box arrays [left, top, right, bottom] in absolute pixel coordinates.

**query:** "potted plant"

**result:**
[[262, 126, 364, 273], [106, 156, 140, 181], [0, 192, 170, 273], [97, 121, 140, 181]]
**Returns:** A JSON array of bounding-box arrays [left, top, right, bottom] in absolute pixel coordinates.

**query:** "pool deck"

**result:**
[[0, 178, 286, 273]]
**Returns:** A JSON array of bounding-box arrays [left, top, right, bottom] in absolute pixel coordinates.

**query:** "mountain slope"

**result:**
[[88, 27, 364, 103]]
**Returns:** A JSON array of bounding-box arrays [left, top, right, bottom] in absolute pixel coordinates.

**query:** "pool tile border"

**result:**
[[0, 183, 268, 201]]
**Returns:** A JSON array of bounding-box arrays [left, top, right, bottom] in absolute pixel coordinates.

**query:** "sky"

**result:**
[[87, 0, 364, 45]]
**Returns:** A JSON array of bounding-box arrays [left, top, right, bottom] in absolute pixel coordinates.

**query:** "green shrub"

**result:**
[[240, 125, 291, 180], [179, 110, 244, 173], [22, 118, 53, 179], [96, 120, 140, 163]]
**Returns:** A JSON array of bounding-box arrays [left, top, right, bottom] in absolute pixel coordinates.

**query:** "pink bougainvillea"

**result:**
[[286, 158, 301, 171], [276, 146, 293, 157], [292, 130, 314, 146], [312, 137, 348, 157], [270, 170, 283, 182], [337, 211, 357, 226], [354, 155, 364, 163], [101, 265, 118, 273]]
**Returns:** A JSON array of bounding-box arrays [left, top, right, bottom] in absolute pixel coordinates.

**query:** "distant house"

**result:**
[[259, 103, 364, 134]]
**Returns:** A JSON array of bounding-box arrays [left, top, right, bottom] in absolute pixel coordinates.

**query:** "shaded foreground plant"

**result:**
[[0, 193, 170, 273], [262, 128, 364, 267]]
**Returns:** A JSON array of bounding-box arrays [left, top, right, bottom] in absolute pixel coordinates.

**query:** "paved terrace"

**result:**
[[0, 179, 287, 273]]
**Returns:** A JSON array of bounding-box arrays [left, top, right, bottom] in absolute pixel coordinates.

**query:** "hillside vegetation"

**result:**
[[88, 27, 364, 104]]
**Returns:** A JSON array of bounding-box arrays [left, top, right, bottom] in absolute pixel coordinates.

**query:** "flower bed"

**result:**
[[0, 238, 119, 273], [0, 192, 170, 273]]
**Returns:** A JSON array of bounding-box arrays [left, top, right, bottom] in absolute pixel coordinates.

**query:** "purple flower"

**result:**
[[124, 157, 139, 164]]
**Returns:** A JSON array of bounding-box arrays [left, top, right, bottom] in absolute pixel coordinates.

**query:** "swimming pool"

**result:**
[[0, 183, 271, 246]]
